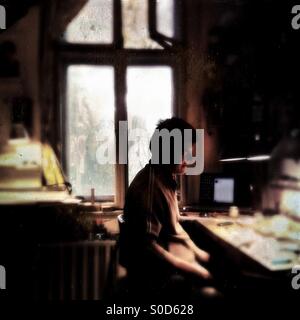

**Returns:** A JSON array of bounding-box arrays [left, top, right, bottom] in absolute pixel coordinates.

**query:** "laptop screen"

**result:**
[[213, 178, 235, 204]]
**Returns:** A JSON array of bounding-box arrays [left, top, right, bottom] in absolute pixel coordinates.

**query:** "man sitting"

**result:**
[[119, 117, 218, 302]]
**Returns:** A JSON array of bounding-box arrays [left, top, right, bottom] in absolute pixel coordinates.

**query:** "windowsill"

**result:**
[[89, 211, 123, 219], [75, 195, 114, 202], [78, 201, 122, 215]]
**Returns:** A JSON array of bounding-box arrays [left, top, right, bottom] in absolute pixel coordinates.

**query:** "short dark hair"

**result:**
[[156, 117, 196, 139], [150, 117, 197, 165]]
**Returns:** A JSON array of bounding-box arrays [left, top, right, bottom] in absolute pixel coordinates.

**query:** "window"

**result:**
[[66, 66, 115, 196], [59, 0, 184, 205], [122, 0, 161, 49], [156, 0, 175, 38], [65, 0, 113, 44], [127, 66, 173, 182]]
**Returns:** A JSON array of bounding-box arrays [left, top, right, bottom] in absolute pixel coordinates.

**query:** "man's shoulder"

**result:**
[[126, 165, 164, 199], [129, 165, 150, 188]]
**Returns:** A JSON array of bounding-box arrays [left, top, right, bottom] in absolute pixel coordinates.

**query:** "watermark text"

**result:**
[[291, 5, 300, 30], [0, 265, 5, 290], [0, 5, 6, 30]]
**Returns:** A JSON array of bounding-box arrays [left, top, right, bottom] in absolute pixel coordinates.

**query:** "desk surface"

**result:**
[[182, 213, 300, 272], [0, 191, 81, 205]]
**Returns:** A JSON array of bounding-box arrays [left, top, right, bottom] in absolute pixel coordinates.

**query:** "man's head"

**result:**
[[150, 117, 197, 175]]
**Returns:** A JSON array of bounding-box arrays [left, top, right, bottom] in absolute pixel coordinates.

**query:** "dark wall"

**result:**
[[184, 0, 300, 205], [202, 0, 300, 155], [0, 0, 41, 32]]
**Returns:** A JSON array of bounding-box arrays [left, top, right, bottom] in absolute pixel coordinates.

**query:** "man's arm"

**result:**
[[184, 237, 210, 263], [178, 217, 210, 262], [169, 224, 210, 263], [148, 239, 212, 280]]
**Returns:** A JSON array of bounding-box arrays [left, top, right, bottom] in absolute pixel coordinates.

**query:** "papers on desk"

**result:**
[[0, 138, 76, 205], [187, 215, 300, 271], [248, 214, 300, 242], [0, 142, 42, 189], [0, 190, 81, 205]]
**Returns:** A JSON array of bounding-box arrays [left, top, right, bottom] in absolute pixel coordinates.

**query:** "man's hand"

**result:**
[[149, 240, 212, 281], [183, 237, 210, 263], [193, 245, 210, 263], [173, 224, 211, 263]]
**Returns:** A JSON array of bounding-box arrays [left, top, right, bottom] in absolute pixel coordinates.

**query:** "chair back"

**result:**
[[117, 214, 128, 268]]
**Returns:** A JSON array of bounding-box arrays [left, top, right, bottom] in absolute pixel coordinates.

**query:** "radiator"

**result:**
[[33, 240, 117, 301]]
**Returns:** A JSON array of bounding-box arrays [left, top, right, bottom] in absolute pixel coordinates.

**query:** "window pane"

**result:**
[[65, 0, 113, 44], [127, 67, 173, 183], [66, 66, 115, 197], [156, 0, 175, 38], [122, 0, 161, 49]]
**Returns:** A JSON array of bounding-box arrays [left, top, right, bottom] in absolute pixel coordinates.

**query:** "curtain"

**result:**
[[40, 0, 87, 155]]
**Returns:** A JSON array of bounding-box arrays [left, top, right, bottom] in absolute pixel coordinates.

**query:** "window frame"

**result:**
[[56, 0, 186, 207]]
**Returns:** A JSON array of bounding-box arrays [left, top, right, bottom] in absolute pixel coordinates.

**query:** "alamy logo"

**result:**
[[0, 5, 6, 30], [291, 5, 300, 30], [291, 265, 300, 290], [0, 265, 5, 289], [95, 121, 204, 175]]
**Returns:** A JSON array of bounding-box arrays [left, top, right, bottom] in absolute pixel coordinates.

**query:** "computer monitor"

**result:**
[[213, 178, 235, 204], [199, 173, 251, 208]]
